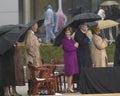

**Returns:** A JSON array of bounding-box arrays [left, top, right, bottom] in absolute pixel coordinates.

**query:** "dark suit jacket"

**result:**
[[114, 34, 120, 66], [74, 29, 92, 73]]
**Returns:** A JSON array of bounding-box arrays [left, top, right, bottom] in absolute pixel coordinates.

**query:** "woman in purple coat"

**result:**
[[61, 27, 79, 92]]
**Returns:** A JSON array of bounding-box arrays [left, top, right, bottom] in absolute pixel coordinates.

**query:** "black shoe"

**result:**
[[10, 93, 22, 96]]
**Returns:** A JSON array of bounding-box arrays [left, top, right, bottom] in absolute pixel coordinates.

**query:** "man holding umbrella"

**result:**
[[74, 22, 92, 91], [24, 19, 43, 94]]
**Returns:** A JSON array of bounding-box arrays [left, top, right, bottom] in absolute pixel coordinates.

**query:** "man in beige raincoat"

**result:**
[[25, 23, 42, 66], [25, 21, 42, 94]]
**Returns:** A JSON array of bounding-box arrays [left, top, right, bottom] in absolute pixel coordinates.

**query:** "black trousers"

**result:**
[[0, 86, 4, 96]]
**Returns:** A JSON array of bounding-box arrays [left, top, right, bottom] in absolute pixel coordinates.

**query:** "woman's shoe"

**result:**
[[67, 89, 74, 93]]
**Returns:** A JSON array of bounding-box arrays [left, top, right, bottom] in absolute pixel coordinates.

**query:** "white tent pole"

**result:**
[[58, 0, 62, 9]]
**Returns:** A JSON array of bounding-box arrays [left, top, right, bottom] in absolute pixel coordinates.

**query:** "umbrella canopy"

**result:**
[[54, 13, 101, 46], [0, 25, 16, 36], [19, 18, 44, 42], [97, 20, 119, 29], [27, 18, 44, 28], [87, 20, 119, 29], [0, 19, 44, 55], [68, 12, 101, 28], [100, 1, 119, 6], [0, 25, 28, 55], [54, 20, 77, 46]]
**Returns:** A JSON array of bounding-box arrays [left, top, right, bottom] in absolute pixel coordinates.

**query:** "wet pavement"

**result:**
[[16, 83, 28, 96]]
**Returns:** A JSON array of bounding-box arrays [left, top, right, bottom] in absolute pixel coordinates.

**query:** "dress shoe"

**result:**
[[10, 92, 22, 96]]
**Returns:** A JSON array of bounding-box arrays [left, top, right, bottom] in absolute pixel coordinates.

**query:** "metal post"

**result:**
[[33, 0, 36, 19], [58, 0, 62, 9], [23, 0, 30, 24]]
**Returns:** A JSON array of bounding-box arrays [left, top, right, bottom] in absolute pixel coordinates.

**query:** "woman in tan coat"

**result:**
[[91, 26, 108, 67]]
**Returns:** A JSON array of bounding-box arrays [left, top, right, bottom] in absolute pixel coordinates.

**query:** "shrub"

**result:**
[[40, 44, 63, 63], [21, 43, 115, 65], [106, 44, 115, 62]]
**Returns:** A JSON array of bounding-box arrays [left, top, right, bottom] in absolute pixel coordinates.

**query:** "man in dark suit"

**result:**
[[74, 22, 92, 91]]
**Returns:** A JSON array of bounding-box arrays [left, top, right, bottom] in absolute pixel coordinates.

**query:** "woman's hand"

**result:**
[[103, 38, 108, 42], [74, 42, 79, 48]]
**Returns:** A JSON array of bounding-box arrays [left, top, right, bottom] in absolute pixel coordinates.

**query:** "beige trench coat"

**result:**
[[24, 30, 42, 79], [25, 30, 42, 66], [91, 34, 108, 67]]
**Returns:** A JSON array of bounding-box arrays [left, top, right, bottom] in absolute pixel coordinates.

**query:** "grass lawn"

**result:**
[[106, 44, 115, 62], [21, 43, 115, 65]]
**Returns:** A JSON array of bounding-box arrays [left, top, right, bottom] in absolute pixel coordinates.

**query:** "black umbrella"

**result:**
[[0, 19, 44, 55], [87, 21, 98, 28], [19, 18, 44, 42], [27, 18, 44, 28], [68, 12, 101, 28], [54, 20, 76, 46], [0, 25, 16, 36], [54, 13, 101, 46], [0, 25, 28, 55]]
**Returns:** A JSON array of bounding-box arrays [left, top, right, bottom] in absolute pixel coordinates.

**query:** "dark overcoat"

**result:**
[[0, 47, 15, 86], [114, 34, 120, 66], [74, 29, 92, 73]]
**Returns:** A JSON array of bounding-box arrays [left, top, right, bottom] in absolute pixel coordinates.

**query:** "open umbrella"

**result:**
[[97, 20, 119, 29], [54, 13, 101, 46], [67, 12, 101, 28], [87, 20, 119, 29], [27, 18, 44, 28], [87, 20, 119, 39], [19, 18, 44, 42], [0, 25, 16, 36], [0, 25, 28, 55], [54, 20, 75, 46], [100, 1, 119, 6], [0, 19, 44, 55]]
